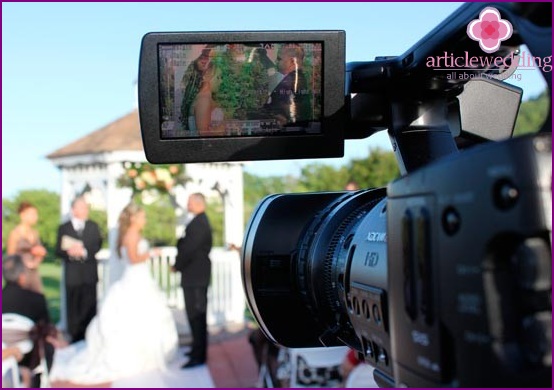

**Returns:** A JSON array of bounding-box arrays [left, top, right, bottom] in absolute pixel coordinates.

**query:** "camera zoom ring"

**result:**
[[322, 199, 382, 316], [296, 193, 354, 315]]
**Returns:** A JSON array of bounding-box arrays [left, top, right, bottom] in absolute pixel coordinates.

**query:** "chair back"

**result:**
[[2, 313, 34, 354], [2, 354, 21, 388]]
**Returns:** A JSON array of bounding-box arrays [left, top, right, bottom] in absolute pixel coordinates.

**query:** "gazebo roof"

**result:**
[[47, 110, 143, 159]]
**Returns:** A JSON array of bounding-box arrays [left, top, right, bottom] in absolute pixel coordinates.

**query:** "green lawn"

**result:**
[[40, 261, 62, 324]]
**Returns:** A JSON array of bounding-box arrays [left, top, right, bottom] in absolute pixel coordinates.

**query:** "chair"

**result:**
[[2, 313, 50, 388], [275, 346, 349, 387], [255, 340, 278, 387], [344, 363, 379, 388], [2, 345, 21, 388]]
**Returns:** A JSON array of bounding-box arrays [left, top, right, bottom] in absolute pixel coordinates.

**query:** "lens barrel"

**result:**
[[242, 188, 387, 348]]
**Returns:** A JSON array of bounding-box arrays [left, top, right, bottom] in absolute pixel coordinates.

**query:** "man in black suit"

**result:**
[[263, 44, 311, 126], [2, 254, 55, 386], [174, 193, 213, 369], [55, 197, 102, 343]]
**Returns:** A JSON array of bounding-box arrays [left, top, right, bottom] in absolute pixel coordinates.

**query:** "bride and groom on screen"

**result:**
[[180, 43, 310, 137]]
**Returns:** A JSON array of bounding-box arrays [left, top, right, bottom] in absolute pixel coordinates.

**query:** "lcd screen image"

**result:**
[[158, 42, 322, 138]]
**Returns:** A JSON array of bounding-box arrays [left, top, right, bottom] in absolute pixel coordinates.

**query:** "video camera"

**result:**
[[138, 2, 551, 387]]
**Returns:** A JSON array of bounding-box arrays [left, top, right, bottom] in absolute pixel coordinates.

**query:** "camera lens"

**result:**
[[242, 188, 387, 348]]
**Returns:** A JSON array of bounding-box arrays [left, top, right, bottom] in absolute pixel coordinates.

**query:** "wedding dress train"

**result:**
[[50, 241, 178, 384]]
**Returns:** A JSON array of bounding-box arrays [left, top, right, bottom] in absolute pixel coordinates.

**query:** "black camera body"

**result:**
[[386, 133, 551, 387], [139, 1, 551, 387], [242, 133, 551, 387]]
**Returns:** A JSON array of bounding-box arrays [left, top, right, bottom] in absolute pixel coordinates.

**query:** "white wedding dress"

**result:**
[[50, 240, 178, 384]]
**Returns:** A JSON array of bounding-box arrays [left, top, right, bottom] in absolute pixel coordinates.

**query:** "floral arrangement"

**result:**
[[117, 162, 189, 195]]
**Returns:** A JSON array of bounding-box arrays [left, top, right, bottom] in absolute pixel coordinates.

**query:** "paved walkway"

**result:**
[[49, 327, 376, 388], [48, 326, 258, 388], [122, 327, 259, 388], [206, 328, 259, 388], [112, 349, 214, 388]]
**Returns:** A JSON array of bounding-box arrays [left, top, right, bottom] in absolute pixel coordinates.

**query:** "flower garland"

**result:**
[[117, 162, 189, 195]]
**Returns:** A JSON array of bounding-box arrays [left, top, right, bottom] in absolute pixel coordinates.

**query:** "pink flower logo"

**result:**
[[467, 7, 513, 54]]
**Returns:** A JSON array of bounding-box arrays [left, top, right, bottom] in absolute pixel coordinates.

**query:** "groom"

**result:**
[[174, 193, 213, 369]]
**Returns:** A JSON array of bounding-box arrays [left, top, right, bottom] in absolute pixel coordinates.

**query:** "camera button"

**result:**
[[513, 238, 551, 290], [493, 179, 519, 210], [377, 348, 388, 365], [372, 304, 382, 324], [520, 312, 551, 365], [442, 207, 461, 236]]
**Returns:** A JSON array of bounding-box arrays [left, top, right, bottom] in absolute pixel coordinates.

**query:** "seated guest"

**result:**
[[2, 254, 57, 387]]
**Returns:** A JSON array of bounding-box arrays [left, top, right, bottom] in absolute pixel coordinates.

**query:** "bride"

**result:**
[[189, 61, 226, 136], [50, 203, 178, 387]]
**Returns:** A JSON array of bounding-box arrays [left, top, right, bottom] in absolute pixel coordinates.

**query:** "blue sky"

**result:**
[[2, 2, 547, 198]]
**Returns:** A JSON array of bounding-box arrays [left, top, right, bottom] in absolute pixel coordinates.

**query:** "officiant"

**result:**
[[55, 197, 102, 343]]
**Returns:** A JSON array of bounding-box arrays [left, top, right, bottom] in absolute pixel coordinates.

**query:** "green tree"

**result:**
[[297, 163, 349, 192], [241, 148, 400, 228], [243, 173, 299, 226], [514, 90, 550, 136], [214, 49, 270, 120], [2, 198, 18, 252], [88, 209, 108, 248], [142, 193, 178, 246], [347, 148, 400, 188], [205, 198, 224, 247]]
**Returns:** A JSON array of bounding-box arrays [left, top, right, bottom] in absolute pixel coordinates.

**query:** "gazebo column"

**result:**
[[60, 168, 74, 218], [105, 162, 133, 287], [182, 162, 244, 246], [58, 167, 74, 332], [171, 183, 190, 239], [222, 164, 245, 323], [223, 164, 244, 248]]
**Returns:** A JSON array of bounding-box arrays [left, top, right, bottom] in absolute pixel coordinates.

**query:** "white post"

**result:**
[[105, 162, 133, 287], [58, 167, 74, 332], [170, 182, 190, 239], [224, 163, 244, 247]]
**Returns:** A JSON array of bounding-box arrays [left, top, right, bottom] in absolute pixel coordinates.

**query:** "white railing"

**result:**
[[96, 247, 245, 331]]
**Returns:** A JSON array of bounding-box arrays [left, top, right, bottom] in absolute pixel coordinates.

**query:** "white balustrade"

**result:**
[[95, 247, 246, 331]]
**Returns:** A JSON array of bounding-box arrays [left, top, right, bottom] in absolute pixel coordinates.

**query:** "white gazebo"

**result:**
[[47, 110, 245, 333]]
